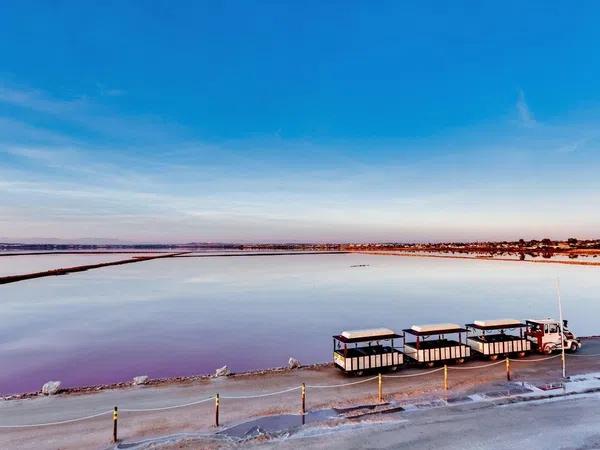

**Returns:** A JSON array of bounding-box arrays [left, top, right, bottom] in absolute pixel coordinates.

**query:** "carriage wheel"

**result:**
[[570, 343, 579, 353], [425, 362, 435, 368], [543, 345, 553, 355], [455, 358, 465, 364], [489, 354, 498, 361], [354, 370, 364, 377], [517, 351, 526, 358]]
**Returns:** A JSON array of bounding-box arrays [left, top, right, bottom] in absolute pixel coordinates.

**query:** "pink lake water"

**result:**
[[1, 252, 599, 394]]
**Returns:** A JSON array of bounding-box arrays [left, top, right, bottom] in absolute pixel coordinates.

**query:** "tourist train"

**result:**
[[333, 318, 581, 375]]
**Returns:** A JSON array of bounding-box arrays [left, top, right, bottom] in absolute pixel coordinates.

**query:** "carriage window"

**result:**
[[549, 325, 558, 333], [544, 324, 549, 333]]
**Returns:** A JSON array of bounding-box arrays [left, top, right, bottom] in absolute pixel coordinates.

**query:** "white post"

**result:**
[[556, 277, 566, 378]]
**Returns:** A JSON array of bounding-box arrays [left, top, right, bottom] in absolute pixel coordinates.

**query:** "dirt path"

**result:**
[[2, 338, 599, 450]]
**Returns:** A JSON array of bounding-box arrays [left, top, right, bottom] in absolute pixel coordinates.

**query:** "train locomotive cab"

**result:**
[[525, 319, 582, 354]]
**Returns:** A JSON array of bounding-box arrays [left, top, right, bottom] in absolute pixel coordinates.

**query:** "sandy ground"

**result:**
[[1, 338, 599, 450]]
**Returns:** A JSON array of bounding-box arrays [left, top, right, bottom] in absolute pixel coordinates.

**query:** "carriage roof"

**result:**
[[403, 323, 467, 336], [467, 319, 526, 330], [333, 328, 401, 343], [526, 318, 559, 325]]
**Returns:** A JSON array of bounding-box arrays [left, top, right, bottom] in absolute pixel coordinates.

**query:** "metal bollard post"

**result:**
[[443, 365, 448, 390], [112, 406, 118, 443], [301, 383, 306, 415], [506, 357, 511, 381], [215, 394, 220, 427], [378, 373, 383, 402]]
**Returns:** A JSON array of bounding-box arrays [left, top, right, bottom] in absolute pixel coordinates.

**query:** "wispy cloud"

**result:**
[[0, 84, 85, 114], [556, 138, 587, 154], [0, 82, 191, 148], [516, 89, 536, 127], [3, 146, 77, 163], [96, 83, 125, 97]]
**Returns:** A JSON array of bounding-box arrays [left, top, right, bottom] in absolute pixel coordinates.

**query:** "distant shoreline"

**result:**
[[3, 238, 600, 256], [357, 250, 600, 267], [2, 248, 599, 285], [0, 250, 175, 256]]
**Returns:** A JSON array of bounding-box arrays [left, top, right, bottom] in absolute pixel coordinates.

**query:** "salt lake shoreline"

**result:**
[[0, 362, 333, 401], [4, 336, 600, 401]]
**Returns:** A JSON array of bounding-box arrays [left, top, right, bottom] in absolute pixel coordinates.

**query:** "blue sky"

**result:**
[[1, 1, 600, 242]]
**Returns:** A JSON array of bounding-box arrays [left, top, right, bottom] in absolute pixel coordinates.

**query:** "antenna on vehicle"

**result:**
[[556, 276, 566, 378]]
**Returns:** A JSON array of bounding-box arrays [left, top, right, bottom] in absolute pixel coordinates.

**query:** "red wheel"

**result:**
[[543, 345, 553, 355]]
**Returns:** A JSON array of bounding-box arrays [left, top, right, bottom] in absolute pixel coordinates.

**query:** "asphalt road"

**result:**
[[254, 392, 600, 450]]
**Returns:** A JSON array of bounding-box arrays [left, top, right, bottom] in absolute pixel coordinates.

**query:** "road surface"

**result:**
[[252, 391, 600, 450]]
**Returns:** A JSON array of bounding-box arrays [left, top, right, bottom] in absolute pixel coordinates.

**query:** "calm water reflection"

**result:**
[[1, 253, 598, 394]]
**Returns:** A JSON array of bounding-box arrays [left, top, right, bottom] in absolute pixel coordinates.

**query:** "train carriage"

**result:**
[[402, 323, 470, 366], [333, 316, 579, 376], [333, 328, 403, 375], [466, 319, 531, 359]]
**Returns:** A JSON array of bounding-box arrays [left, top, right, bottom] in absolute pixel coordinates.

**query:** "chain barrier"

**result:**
[[447, 359, 505, 370], [120, 396, 215, 412], [509, 354, 561, 362], [383, 367, 444, 378], [0, 410, 112, 428], [221, 386, 300, 399], [306, 376, 379, 388], [566, 353, 600, 357], [2, 349, 596, 429]]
